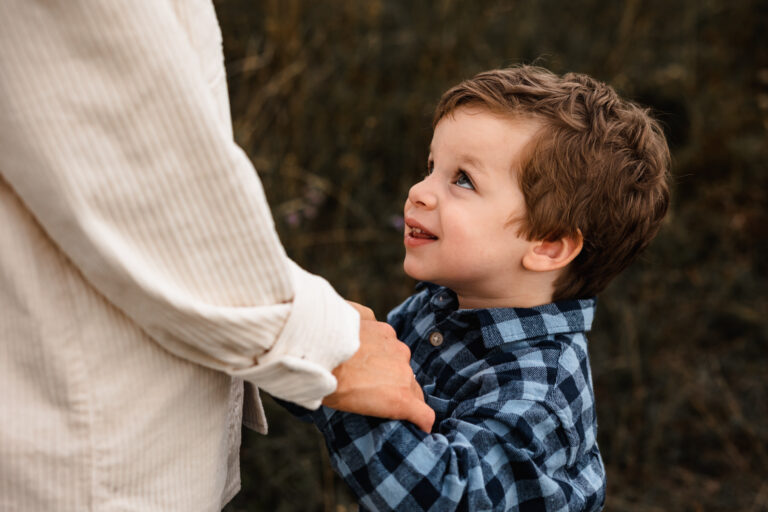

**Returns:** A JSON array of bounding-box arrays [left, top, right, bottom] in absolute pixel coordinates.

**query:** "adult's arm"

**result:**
[[0, 0, 359, 409]]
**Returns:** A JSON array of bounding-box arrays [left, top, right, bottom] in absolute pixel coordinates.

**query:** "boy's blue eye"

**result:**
[[455, 170, 474, 190]]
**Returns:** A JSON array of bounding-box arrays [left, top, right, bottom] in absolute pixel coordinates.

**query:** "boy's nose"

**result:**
[[407, 178, 437, 209]]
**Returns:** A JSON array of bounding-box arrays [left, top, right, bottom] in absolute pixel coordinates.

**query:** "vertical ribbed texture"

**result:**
[[0, 0, 359, 509]]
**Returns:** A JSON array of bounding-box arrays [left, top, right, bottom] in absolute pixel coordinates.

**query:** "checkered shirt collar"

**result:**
[[415, 283, 596, 349]]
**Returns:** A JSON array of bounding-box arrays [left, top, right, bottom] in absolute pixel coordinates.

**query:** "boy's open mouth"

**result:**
[[409, 226, 438, 240], [405, 218, 438, 240]]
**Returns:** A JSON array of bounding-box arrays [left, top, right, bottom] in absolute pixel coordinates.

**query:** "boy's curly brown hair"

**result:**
[[434, 66, 671, 300]]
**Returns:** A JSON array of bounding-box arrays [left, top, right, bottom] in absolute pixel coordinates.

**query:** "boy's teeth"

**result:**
[[411, 227, 436, 239]]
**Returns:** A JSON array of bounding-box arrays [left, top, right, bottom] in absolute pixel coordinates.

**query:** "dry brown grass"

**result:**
[[218, 1, 768, 510]]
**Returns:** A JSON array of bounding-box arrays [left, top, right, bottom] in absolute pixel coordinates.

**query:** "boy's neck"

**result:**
[[455, 287, 555, 310], [436, 268, 560, 310]]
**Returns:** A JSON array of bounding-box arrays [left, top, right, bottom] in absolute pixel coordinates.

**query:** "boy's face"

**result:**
[[403, 106, 541, 307]]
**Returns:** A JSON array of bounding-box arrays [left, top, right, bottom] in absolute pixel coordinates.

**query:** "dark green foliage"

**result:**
[[217, 1, 768, 510]]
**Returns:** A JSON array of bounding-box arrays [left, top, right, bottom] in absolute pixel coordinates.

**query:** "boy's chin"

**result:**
[[403, 266, 449, 289], [402, 266, 419, 281], [402, 260, 428, 282]]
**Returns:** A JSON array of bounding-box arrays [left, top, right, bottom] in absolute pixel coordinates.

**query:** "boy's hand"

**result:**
[[323, 302, 435, 433]]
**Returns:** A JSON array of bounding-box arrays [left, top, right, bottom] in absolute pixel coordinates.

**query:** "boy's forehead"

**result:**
[[431, 108, 542, 167], [434, 107, 542, 142]]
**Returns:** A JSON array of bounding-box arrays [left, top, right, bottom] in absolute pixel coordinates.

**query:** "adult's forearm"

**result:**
[[0, 0, 359, 407]]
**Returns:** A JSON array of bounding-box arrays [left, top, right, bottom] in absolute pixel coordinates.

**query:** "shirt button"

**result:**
[[429, 331, 444, 347]]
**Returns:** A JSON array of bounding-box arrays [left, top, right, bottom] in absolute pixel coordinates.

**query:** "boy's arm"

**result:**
[[312, 389, 605, 511]]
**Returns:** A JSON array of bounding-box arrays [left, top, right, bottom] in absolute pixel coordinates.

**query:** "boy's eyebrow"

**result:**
[[429, 147, 486, 174], [457, 153, 486, 173]]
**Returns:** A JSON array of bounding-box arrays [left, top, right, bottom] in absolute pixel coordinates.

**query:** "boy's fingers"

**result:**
[[346, 300, 376, 320]]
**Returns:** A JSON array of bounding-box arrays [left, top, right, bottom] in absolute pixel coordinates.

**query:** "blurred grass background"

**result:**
[[215, 1, 768, 510]]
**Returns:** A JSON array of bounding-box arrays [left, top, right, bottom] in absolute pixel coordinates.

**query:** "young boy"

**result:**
[[287, 65, 670, 511]]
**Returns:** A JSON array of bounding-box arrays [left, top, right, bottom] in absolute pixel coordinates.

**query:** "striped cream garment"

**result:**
[[0, 1, 360, 510]]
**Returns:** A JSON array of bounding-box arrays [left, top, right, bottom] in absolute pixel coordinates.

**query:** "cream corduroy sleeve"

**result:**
[[0, 0, 359, 409]]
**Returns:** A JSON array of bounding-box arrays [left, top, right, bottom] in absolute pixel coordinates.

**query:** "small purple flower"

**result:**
[[389, 214, 405, 230], [304, 186, 326, 206], [285, 212, 301, 227]]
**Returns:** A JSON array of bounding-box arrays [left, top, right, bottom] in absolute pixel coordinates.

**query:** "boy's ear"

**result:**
[[522, 230, 583, 272]]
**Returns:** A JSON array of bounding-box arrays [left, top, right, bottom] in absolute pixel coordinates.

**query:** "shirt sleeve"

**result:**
[[0, 0, 359, 409], [309, 394, 604, 511]]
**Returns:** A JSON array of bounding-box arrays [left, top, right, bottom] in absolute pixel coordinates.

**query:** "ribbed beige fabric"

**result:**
[[0, 1, 360, 510]]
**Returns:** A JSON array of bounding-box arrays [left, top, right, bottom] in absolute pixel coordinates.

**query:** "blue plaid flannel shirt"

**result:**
[[290, 283, 606, 511]]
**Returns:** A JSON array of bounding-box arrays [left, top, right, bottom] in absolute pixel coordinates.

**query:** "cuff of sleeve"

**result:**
[[233, 261, 360, 409]]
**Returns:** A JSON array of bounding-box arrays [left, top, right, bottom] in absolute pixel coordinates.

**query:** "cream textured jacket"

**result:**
[[0, 1, 360, 510]]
